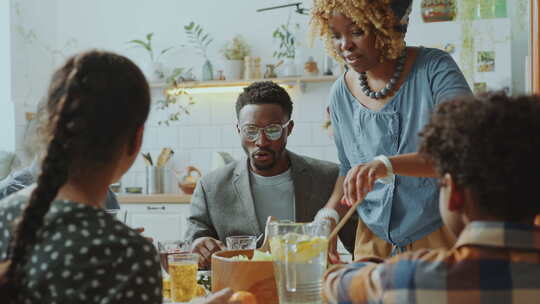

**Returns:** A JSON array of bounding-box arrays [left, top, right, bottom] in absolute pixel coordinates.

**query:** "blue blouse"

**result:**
[[329, 47, 471, 248]]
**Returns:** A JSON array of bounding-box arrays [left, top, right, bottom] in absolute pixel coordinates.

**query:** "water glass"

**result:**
[[168, 253, 199, 302], [226, 235, 257, 250]]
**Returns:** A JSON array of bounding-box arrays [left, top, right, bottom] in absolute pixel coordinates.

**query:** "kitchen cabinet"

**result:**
[[117, 194, 192, 243], [116, 193, 353, 261]]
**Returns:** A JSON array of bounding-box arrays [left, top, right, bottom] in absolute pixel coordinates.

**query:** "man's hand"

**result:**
[[192, 237, 226, 269]]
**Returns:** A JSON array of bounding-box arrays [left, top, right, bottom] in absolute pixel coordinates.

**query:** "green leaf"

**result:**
[[127, 40, 151, 52], [146, 32, 154, 42], [184, 22, 195, 31], [160, 46, 174, 55]]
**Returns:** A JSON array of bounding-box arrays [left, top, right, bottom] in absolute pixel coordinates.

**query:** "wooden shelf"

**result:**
[[117, 193, 191, 204], [150, 75, 338, 92]]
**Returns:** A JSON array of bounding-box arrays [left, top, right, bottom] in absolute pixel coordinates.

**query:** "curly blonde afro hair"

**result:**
[[310, 0, 410, 62]]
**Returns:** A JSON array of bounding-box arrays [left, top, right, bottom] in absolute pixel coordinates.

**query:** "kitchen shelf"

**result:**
[[117, 193, 192, 204], [150, 75, 338, 93]]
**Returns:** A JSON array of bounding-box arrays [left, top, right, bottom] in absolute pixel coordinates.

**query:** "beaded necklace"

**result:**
[[358, 50, 407, 100]]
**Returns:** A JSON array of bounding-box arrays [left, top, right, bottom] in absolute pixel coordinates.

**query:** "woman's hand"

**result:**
[[325, 218, 341, 265], [343, 160, 387, 206]]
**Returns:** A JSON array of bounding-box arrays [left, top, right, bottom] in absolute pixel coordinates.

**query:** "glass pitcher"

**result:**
[[268, 220, 330, 304]]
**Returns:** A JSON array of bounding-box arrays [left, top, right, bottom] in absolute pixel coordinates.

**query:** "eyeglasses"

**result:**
[[240, 120, 291, 142]]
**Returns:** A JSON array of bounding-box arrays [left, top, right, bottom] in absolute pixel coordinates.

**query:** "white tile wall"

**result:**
[[111, 81, 340, 192]]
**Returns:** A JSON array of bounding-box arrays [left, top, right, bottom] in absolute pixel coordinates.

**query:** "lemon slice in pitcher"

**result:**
[[294, 237, 328, 262], [270, 235, 328, 263]]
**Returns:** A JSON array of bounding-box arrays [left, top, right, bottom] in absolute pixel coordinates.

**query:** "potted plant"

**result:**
[[220, 35, 251, 80], [184, 22, 214, 81], [127, 33, 174, 82], [272, 23, 299, 77]]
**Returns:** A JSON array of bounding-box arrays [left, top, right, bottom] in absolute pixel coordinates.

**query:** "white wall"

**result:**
[[12, 0, 338, 191], [1, 0, 15, 152], [406, 0, 529, 94], [10, 0, 530, 192], [11, 0, 59, 163]]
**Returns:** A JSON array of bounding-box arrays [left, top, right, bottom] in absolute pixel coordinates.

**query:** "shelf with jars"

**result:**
[[149, 75, 338, 94]]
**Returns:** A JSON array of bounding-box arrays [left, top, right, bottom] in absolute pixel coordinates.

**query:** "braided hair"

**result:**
[[0, 50, 150, 299]]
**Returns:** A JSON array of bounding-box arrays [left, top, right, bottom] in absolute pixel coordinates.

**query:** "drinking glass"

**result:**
[[168, 253, 199, 302], [158, 240, 191, 273], [226, 235, 257, 250]]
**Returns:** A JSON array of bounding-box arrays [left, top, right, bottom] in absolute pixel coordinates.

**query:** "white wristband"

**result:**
[[373, 155, 395, 184], [314, 208, 340, 224]]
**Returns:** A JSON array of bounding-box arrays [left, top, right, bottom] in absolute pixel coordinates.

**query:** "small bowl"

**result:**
[[212, 249, 277, 304]]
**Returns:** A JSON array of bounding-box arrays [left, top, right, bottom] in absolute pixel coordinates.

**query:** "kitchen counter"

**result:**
[[117, 193, 192, 204]]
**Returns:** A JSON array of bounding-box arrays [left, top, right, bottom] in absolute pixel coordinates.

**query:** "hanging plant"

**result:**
[[156, 67, 196, 126]]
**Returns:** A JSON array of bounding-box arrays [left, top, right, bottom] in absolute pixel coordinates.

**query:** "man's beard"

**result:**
[[252, 149, 276, 171], [243, 142, 286, 172]]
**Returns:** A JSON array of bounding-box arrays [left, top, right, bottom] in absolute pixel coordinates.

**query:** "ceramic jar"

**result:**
[[421, 0, 456, 23]]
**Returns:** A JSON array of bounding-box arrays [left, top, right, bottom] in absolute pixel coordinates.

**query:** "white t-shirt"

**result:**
[[250, 168, 295, 229]]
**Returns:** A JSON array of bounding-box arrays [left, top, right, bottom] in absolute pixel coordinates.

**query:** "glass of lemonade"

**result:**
[[168, 253, 199, 302], [268, 220, 330, 304], [158, 240, 191, 274]]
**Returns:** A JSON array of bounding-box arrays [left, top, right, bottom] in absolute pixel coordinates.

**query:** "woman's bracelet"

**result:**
[[373, 155, 395, 184], [314, 208, 340, 224]]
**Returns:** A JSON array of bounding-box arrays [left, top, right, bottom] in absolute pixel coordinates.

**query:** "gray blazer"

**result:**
[[185, 151, 340, 244]]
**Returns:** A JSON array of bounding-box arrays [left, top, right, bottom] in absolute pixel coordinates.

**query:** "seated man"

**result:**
[[322, 93, 540, 303], [185, 81, 343, 268]]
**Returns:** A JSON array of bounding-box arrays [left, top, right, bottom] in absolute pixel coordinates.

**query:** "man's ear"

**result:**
[[447, 174, 465, 212], [287, 120, 294, 136], [128, 126, 144, 156]]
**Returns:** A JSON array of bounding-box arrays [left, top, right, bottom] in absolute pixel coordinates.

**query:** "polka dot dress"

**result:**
[[0, 191, 162, 303]]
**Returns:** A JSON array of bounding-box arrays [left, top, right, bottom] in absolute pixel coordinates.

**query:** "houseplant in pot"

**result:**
[[272, 22, 298, 77], [127, 33, 174, 82], [184, 22, 214, 81], [220, 35, 251, 80]]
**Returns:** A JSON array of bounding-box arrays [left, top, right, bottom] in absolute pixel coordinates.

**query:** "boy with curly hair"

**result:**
[[322, 93, 540, 303]]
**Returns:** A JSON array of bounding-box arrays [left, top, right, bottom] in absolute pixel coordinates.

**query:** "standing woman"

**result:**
[[0, 51, 162, 303], [311, 0, 472, 260]]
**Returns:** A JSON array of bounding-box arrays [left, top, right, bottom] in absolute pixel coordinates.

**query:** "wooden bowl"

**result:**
[[212, 249, 278, 304]]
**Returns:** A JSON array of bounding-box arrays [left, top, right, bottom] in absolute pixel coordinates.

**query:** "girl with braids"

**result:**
[[0, 50, 161, 303], [310, 0, 472, 261]]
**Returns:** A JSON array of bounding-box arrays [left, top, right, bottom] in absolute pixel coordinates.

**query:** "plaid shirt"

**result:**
[[323, 221, 540, 304]]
